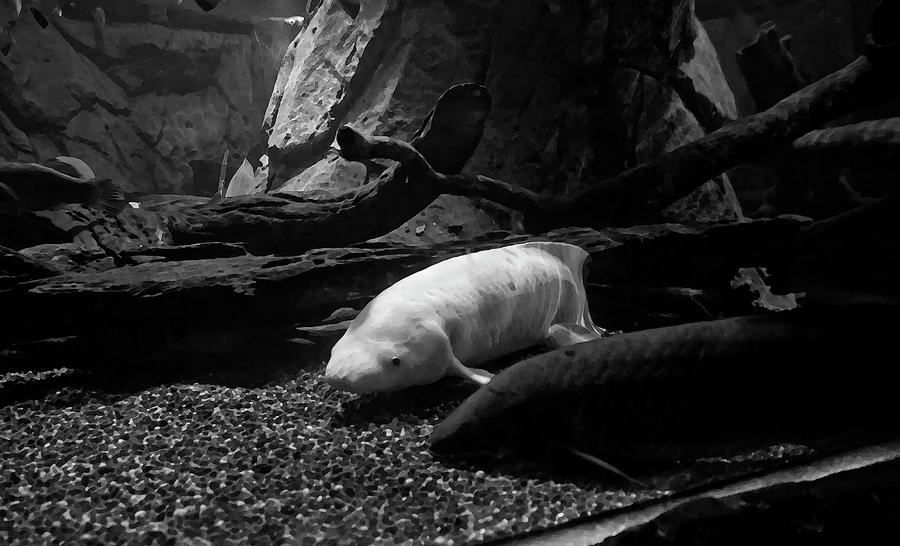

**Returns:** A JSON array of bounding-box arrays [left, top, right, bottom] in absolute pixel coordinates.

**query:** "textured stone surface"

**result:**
[[0, 1, 298, 194], [255, 0, 741, 235], [0, 217, 808, 369], [698, 0, 881, 115]]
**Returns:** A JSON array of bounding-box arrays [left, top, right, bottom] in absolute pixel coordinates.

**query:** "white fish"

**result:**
[[324, 242, 607, 394]]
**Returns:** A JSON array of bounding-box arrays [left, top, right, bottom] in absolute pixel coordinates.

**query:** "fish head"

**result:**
[[430, 421, 520, 460], [324, 315, 453, 394]]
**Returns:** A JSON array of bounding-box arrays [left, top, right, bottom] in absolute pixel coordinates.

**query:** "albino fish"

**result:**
[[323, 242, 607, 394]]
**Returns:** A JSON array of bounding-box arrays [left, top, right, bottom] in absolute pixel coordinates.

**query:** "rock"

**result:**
[[373, 195, 525, 247], [631, 51, 744, 224], [1, 200, 171, 270], [698, 0, 881, 115], [681, 19, 739, 122], [277, 151, 368, 194], [660, 176, 744, 224], [225, 156, 270, 197], [736, 21, 806, 112], [0, 244, 60, 287], [0, 111, 33, 161], [260, 0, 739, 234], [0, 1, 298, 194], [18, 243, 117, 274]]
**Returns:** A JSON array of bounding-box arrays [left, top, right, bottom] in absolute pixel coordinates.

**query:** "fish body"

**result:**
[[430, 306, 900, 468], [324, 242, 606, 394], [0, 161, 124, 214]]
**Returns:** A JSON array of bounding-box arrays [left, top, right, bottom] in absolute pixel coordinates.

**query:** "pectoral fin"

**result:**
[[569, 447, 646, 487], [449, 356, 493, 386], [545, 323, 606, 347]]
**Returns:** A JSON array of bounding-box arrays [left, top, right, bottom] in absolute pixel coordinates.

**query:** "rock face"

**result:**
[[253, 0, 742, 230], [697, 0, 882, 115], [0, 1, 300, 195]]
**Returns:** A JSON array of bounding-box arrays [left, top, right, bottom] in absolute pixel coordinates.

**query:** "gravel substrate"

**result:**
[[0, 362, 819, 545]]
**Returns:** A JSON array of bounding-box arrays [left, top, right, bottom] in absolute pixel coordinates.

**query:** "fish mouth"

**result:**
[[322, 373, 357, 393], [322, 372, 385, 395]]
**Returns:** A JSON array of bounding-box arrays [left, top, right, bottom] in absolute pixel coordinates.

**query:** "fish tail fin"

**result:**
[[91, 178, 126, 214], [526, 242, 607, 337]]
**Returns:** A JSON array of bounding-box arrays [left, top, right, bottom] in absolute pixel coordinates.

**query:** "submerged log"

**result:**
[[151, 83, 493, 256], [143, 4, 898, 255], [781, 117, 900, 167], [0, 217, 808, 369], [338, 42, 899, 235]]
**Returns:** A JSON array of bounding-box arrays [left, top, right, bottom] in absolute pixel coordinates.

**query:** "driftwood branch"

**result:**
[[1, 217, 808, 369], [141, 8, 898, 255], [338, 24, 899, 235], [550, 30, 900, 231], [783, 117, 900, 166], [154, 84, 493, 255]]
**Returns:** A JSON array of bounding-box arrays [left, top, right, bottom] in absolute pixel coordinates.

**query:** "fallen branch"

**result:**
[[338, 28, 898, 234], [1, 217, 808, 369], [783, 117, 900, 166], [550, 22, 900, 231], [156, 84, 493, 255]]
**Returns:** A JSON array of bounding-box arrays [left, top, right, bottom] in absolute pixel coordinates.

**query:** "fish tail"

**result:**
[[90, 178, 126, 215], [528, 242, 607, 336]]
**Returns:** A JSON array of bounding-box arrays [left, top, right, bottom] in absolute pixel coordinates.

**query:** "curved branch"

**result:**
[[548, 37, 900, 232], [785, 117, 900, 166]]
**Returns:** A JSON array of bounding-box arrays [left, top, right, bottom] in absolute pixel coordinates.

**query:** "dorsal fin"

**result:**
[[513, 242, 607, 337], [513, 241, 590, 272]]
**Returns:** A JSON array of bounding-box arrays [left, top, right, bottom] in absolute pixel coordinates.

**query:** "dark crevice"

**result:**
[[618, 61, 729, 133]]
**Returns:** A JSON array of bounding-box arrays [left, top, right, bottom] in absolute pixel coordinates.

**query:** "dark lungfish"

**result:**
[[0, 161, 125, 214], [430, 306, 900, 475]]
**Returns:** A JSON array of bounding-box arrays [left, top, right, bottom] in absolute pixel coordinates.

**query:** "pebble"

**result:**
[[0, 364, 806, 544]]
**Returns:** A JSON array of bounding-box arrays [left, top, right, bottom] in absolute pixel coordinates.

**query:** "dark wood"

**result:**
[[0, 217, 808, 369]]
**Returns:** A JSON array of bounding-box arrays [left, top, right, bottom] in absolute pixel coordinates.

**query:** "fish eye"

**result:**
[[391, 357, 401, 367]]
